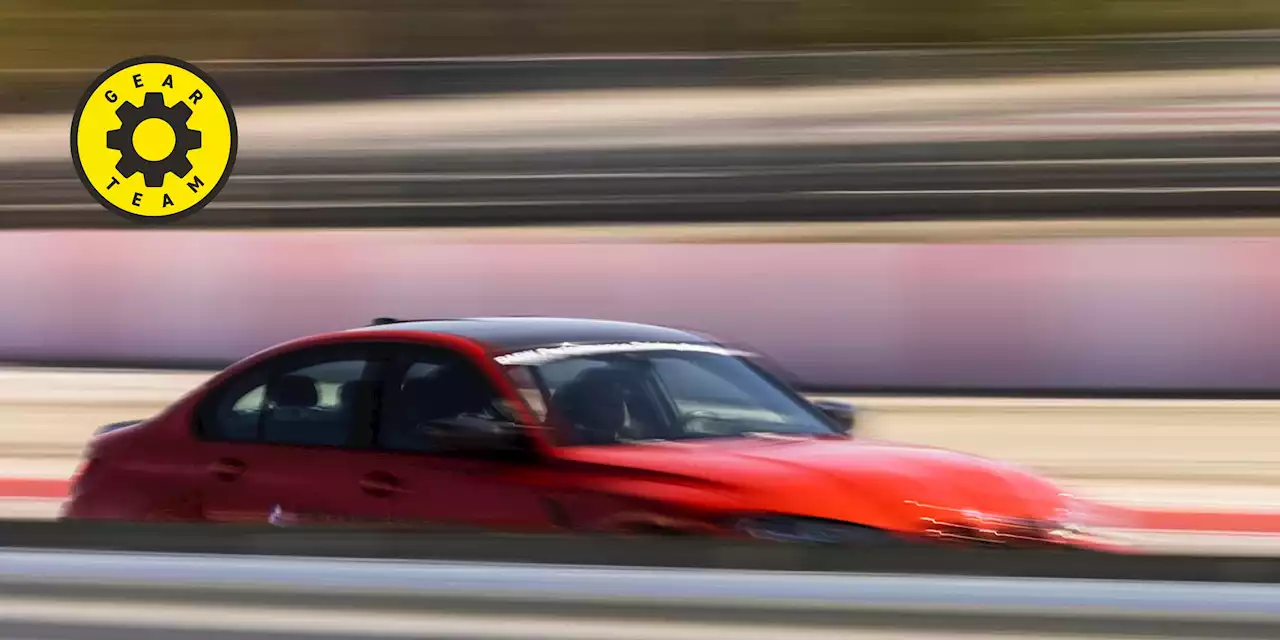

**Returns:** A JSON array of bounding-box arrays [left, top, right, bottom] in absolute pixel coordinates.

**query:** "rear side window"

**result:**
[[200, 349, 379, 447]]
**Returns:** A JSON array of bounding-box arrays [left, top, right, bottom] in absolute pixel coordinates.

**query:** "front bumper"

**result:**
[[916, 511, 1131, 552], [734, 512, 1130, 552]]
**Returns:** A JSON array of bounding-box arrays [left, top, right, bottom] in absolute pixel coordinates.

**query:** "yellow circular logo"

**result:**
[[71, 56, 237, 223]]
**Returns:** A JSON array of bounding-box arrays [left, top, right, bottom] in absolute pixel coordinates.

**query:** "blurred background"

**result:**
[[3, 2, 1280, 637], [5, 0, 1280, 512]]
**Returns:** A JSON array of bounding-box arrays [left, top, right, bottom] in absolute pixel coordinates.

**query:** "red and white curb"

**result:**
[[0, 478, 69, 521]]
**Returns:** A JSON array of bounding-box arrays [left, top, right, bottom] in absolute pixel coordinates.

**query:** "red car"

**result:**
[[64, 317, 1108, 549]]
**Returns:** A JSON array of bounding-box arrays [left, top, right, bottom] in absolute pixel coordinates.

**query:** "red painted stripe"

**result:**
[[1116, 507, 1280, 535], [1080, 501, 1280, 534], [0, 478, 69, 500]]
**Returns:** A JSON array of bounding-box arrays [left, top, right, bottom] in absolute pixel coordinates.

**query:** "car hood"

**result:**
[[556, 436, 1073, 532]]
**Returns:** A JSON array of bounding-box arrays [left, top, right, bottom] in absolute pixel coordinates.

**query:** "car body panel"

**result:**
[[552, 437, 1069, 533], [64, 317, 1091, 549]]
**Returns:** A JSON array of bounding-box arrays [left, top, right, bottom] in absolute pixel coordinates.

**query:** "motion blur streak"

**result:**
[[4, 66, 1280, 228], [0, 600, 1215, 640], [10, 368, 1280, 485], [5, 4, 1280, 640], [0, 601, 1110, 640], [0, 549, 1278, 639], [12, 33, 1280, 114], [14, 234, 1280, 393]]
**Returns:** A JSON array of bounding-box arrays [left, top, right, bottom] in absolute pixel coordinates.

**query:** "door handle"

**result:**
[[359, 472, 406, 498], [209, 458, 246, 481]]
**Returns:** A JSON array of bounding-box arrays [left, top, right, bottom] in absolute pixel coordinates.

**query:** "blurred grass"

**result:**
[[5, 1, 1280, 68]]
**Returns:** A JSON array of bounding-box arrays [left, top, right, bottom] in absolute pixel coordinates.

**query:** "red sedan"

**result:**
[[63, 317, 1109, 549]]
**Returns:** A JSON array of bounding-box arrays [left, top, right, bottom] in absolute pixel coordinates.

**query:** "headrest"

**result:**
[[552, 367, 630, 416], [267, 375, 318, 408]]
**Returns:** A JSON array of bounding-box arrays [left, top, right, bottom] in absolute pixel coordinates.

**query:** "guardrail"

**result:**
[[1, 545, 1279, 638]]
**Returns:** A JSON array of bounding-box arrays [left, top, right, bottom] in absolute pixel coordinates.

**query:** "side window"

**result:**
[[206, 378, 267, 442], [262, 359, 371, 446], [201, 352, 377, 447], [377, 354, 502, 453]]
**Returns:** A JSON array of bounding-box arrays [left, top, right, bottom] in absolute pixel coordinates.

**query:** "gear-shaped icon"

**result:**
[[72, 56, 237, 221], [105, 91, 202, 188]]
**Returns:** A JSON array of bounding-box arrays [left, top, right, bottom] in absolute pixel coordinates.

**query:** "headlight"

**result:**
[[736, 515, 899, 545], [921, 502, 1110, 548], [1046, 520, 1122, 549], [1045, 495, 1110, 544], [1048, 521, 1088, 539]]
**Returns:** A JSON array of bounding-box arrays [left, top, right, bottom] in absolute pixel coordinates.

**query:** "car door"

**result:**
[[191, 343, 397, 525], [364, 345, 557, 531]]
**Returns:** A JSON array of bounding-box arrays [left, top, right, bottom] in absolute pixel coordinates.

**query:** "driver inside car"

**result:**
[[550, 367, 653, 445]]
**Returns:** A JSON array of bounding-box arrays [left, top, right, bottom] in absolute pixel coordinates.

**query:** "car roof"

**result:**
[[359, 316, 716, 352]]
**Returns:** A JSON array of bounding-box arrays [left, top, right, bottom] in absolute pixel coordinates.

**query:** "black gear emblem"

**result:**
[[105, 91, 202, 188]]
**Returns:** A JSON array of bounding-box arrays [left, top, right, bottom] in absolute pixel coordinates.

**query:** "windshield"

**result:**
[[504, 350, 837, 446]]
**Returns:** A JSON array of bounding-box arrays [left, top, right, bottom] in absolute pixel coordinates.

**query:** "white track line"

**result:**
[[0, 499, 62, 521]]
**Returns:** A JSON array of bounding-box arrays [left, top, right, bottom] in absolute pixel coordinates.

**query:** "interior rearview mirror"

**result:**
[[812, 400, 857, 435]]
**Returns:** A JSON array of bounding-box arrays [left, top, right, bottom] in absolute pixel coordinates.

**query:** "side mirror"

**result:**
[[420, 415, 532, 457], [812, 400, 857, 435]]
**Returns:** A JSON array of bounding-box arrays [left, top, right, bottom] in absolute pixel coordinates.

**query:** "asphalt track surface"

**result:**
[[5, 133, 1280, 227]]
